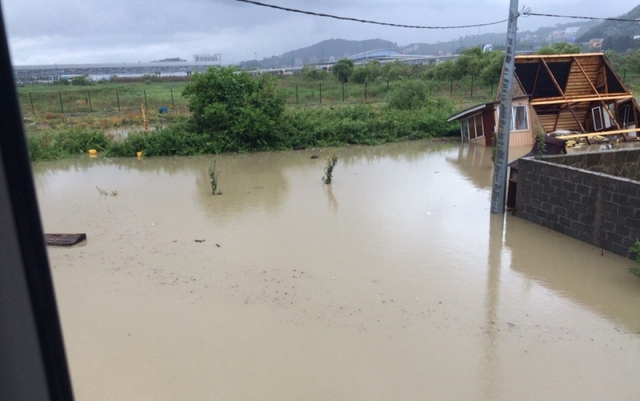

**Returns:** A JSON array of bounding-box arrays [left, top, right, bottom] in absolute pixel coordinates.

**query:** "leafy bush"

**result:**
[[182, 67, 286, 151], [536, 42, 581, 55], [71, 75, 93, 86], [27, 129, 109, 161], [388, 80, 432, 110], [107, 124, 217, 157], [333, 59, 354, 83], [631, 239, 640, 277], [301, 64, 328, 81]]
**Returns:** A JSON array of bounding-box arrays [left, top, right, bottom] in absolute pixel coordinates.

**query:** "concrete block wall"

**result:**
[[544, 148, 640, 181], [515, 151, 640, 259]]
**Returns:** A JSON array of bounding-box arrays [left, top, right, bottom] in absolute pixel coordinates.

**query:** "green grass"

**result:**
[[27, 102, 458, 162], [17, 73, 504, 117], [17, 81, 189, 115]]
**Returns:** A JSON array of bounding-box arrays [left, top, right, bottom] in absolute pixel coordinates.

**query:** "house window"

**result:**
[[619, 104, 631, 127], [511, 106, 528, 131], [461, 119, 469, 139], [592, 106, 604, 131]]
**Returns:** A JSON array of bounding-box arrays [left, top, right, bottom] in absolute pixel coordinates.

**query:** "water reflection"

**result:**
[[324, 185, 339, 214], [504, 214, 640, 333], [33, 141, 640, 401], [482, 214, 505, 400]]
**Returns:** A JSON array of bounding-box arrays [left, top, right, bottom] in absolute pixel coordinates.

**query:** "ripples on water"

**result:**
[[34, 141, 640, 401]]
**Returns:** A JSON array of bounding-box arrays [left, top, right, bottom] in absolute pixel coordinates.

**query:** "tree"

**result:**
[[71, 75, 92, 86], [333, 58, 354, 83], [350, 67, 370, 84], [603, 35, 640, 53], [479, 51, 505, 85], [536, 42, 581, 55], [182, 67, 286, 151], [301, 64, 327, 80]]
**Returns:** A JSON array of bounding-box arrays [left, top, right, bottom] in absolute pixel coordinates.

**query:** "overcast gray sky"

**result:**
[[2, 0, 639, 65]]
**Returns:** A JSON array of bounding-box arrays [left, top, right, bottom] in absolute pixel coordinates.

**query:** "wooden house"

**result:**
[[447, 53, 640, 147]]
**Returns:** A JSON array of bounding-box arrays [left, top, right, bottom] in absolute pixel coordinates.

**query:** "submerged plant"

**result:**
[[96, 186, 118, 196], [322, 155, 338, 185], [208, 160, 221, 195], [631, 239, 640, 277]]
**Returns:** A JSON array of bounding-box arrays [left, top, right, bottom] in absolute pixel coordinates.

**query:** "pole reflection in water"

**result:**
[[33, 142, 640, 401]]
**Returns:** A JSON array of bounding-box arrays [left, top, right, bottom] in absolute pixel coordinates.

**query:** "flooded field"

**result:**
[[33, 141, 640, 401]]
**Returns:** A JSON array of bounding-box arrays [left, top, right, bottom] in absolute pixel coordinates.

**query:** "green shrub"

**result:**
[[71, 75, 93, 86], [27, 129, 109, 161], [182, 67, 286, 151], [631, 239, 640, 277], [388, 80, 433, 110]]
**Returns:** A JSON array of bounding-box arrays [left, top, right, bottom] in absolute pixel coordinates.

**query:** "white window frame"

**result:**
[[461, 118, 469, 140], [511, 105, 529, 131], [592, 106, 604, 131]]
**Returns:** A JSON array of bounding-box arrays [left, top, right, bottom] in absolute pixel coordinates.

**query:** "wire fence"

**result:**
[[17, 87, 186, 115], [16, 77, 513, 115]]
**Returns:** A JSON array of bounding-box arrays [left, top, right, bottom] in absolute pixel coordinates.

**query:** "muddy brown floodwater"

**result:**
[[33, 141, 640, 401]]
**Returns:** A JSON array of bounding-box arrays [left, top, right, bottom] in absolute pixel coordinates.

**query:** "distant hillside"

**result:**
[[576, 5, 640, 42], [241, 4, 640, 69], [252, 39, 400, 69]]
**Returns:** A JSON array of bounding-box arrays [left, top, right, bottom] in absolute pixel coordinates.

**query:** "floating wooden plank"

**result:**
[[45, 233, 87, 246], [553, 128, 640, 140]]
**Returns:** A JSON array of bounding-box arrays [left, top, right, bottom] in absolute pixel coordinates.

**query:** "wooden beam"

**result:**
[[532, 94, 633, 106], [572, 55, 601, 96], [541, 58, 567, 98], [553, 127, 640, 140], [564, 104, 587, 132]]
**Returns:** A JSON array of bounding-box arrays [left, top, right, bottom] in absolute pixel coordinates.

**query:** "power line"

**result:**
[[234, 0, 508, 29], [523, 11, 640, 23]]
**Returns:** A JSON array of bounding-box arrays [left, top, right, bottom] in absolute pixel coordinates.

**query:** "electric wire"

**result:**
[[522, 11, 640, 23], [235, 1, 638, 32], [234, 0, 508, 29]]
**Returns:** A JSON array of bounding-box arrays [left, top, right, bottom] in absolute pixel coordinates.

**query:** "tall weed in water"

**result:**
[[322, 155, 338, 184], [208, 160, 221, 195]]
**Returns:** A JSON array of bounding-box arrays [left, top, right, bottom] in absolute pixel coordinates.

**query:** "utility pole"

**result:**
[[490, 0, 519, 214]]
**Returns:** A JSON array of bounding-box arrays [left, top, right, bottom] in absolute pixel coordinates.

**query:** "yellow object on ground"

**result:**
[[88, 149, 97, 155]]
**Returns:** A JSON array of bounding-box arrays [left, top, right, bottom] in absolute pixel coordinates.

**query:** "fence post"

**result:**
[[319, 83, 322, 104], [450, 78, 453, 95], [296, 85, 299, 104], [143, 89, 148, 111], [490, 83, 494, 95], [87, 91, 93, 113], [116, 89, 120, 111], [342, 83, 345, 103], [387, 80, 390, 102], [29, 92, 35, 115], [58, 91, 64, 113], [170, 88, 175, 109], [470, 75, 474, 97], [364, 82, 368, 103]]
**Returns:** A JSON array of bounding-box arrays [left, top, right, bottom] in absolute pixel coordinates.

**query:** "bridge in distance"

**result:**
[[12, 52, 460, 83]]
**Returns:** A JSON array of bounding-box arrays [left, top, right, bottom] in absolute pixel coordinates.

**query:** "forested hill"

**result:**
[[259, 39, 400, 69], [576, 5, 640, 42]]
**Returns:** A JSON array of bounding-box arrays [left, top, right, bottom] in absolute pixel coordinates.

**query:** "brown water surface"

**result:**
[[34, 141, 640, 401]]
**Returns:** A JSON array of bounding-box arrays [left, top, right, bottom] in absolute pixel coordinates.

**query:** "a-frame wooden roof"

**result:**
[[510, 53, 639, 137]]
